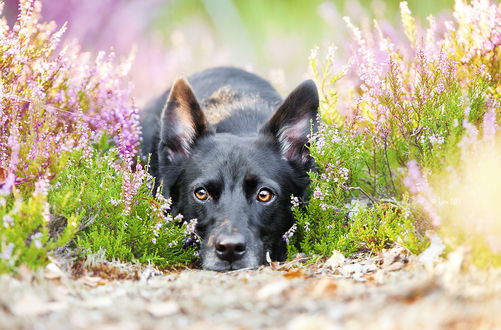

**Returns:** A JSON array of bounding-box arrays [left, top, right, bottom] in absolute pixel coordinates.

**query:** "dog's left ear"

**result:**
[[260, 79, 319, 165]]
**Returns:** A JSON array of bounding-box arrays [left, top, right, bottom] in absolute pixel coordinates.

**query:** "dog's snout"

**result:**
[[215, 233, 246, 262]]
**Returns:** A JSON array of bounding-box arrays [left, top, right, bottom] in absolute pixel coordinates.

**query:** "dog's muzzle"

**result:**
[[214, 233, 246, 263], [200, 226, 263, 271]]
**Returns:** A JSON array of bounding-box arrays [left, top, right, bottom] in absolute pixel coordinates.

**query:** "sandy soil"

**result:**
[[1, 246, 500, 330]]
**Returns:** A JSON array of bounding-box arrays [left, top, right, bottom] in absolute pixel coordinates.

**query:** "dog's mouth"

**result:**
[[216, 261, 258, 271], [202, 259, 261, 271]]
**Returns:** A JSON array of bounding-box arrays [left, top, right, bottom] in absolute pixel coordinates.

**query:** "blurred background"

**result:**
[[3, 0, 453, 106]]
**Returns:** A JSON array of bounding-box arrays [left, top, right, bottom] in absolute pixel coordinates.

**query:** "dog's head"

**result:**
[[157, 77, 318, 270]]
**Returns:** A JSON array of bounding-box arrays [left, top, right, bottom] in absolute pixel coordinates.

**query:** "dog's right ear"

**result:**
[[159, 77, 210, 162], [260, 79, 319, 166]]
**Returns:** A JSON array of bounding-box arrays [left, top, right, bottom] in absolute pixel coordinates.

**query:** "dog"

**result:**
[[141, 67, 318, 271]]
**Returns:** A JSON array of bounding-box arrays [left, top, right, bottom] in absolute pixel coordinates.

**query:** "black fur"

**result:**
[[141, 67, 318, 271]]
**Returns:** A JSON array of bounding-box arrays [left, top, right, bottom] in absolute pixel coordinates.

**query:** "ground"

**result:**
[[1, 245, 500, 329]]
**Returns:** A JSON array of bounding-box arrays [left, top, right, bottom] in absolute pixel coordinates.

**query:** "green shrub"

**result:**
[[287, 0, 501, 261], [49, 140, 199, 267]]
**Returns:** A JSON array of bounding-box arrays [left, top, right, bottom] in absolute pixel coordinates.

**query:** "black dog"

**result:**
[[141, 67, 318, 270]]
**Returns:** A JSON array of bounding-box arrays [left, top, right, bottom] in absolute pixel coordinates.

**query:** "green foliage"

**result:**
[[1, 138, 198, 274], [49, 140, 198, 267], [0, 178, 79, 273], [286, 121, 428, 258], [287, 0, 501, 264]]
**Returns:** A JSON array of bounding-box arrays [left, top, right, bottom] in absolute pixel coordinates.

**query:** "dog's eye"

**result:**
[[257, 188, 274, 203], [194, 187, 209, 201]]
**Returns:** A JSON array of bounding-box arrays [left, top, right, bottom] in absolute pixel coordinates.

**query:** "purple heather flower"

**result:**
[[483, 106, 498, 142], [1, 242, 14, 261], [282, 223, 297, 244], [0, 173, 16, 196], [404, 160, 442, 227], [31, 232, 43, 249], [313, 186, 323, 200], [1, 0, 142, 199], [3, 214, 14, 228], [435, 83, 445, 94]]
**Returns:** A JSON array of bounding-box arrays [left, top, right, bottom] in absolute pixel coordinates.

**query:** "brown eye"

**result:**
[[257, 188, 274, 203], [194, 188, 209, 201]]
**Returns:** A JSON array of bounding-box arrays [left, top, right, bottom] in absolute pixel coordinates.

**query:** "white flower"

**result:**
[[309, 46, 320, 61], [327, 45, 336, 62]]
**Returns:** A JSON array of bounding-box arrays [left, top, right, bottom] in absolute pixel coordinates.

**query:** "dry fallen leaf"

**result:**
[[311, 278, 338, 298], [339, 263, 364, 279], [389, 277, 439, 303], [382, 245, 408, 267], [16, 264, 33, 282], [44, 261, 64, 280], [324, 250, 345, 271], [283, 269, 304, 279], [81, 276, 104, 287], [256, 280, 290, 300], [385, 261, 405, 272]]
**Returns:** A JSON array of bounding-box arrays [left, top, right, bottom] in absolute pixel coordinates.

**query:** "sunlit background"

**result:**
[[4, 0, 453, 105]]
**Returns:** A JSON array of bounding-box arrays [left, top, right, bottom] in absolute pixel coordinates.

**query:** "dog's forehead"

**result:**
[[188, 134, 281, 178]]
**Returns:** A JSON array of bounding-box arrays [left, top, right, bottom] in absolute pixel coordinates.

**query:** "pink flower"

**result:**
[[404, 161, 442, 227]]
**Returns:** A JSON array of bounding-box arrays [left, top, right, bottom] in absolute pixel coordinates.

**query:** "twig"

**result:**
[[373, 146, 377, 196], [342, 184, 378, 205], [383, 137, 397, 194], [0, 92, 101, 123]]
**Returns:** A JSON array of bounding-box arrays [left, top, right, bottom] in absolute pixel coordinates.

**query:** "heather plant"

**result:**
[[288, 0, 501, 261], [0, 179, 79, 273], [49, 140, 198, 266], [0, 0, 197, 273], [287, 120, 426, 257]]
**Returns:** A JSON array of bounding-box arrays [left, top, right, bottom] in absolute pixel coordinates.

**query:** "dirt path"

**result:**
[[1, 247, 500, 329]]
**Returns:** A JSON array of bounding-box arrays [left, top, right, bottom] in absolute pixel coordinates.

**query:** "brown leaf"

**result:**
[[385, 261, 405, 272], [283, 269, 304, 279], [311, 278, 338, 298], [81, 276, 103, 287], [0, 167, 6, 181], [16, 264, 33, 282], [390, 278, 439, 304]]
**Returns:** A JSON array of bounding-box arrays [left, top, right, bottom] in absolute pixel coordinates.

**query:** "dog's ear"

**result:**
[[159, 77, 210, 162], [260, 79, 319, 165]]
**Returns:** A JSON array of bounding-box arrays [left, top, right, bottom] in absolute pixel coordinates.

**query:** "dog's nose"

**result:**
[[215, 233, 246, 262]]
